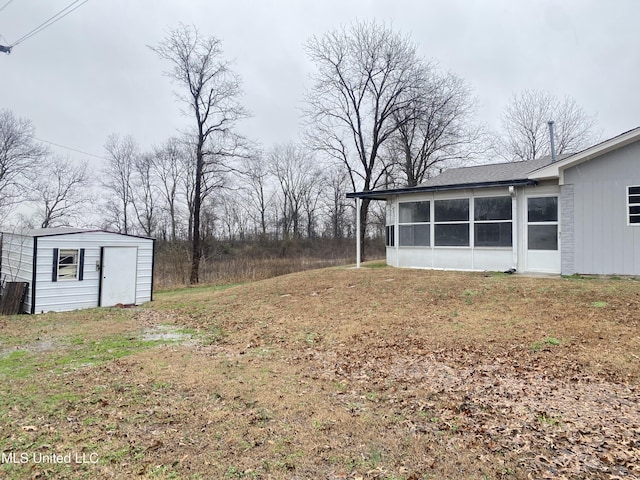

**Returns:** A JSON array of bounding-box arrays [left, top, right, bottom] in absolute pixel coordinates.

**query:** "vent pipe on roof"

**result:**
[[547, 120, 557, 163]]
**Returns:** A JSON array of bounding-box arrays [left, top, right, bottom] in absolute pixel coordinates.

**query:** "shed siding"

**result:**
[[34, 232, 153, 313], [564, 141, 640, 275], [1, 233, 35, 313]]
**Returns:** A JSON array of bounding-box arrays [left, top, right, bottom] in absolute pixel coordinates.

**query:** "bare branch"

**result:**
[[499, 89, 600, 162]]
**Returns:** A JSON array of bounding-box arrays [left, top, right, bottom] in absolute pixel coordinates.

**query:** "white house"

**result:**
[[0, 228, 155, 313], [348, 127, 640, 276]]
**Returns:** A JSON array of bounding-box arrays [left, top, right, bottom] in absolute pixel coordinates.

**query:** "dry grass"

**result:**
[[152, 238, 373, 289], [1, 266, 639, 479]]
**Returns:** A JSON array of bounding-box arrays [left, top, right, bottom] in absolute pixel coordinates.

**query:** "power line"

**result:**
[[0, 0, 15, 14], [10, 0, 89, 48], [34, 136, 108, 161]]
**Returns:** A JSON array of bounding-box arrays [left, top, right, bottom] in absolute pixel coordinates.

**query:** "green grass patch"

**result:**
[[531, 337, 562, 352], [0, 331, 185, 381], [0, 350, 35, 378], [363, 261, 388, 269], [52, 334, 176, 371], [590, 301, 608, 308]]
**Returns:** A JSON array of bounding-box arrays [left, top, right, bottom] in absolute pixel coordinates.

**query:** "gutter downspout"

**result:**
[[509, 185, 518, 271]]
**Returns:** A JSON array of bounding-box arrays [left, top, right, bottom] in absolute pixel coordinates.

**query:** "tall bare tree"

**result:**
[[28, 156, 92, 228], [152, 137, 185, 241], [500, 89, 599, 162], [304, 20, 426, 259], [150, 24, 247, 284], [0, 109, 47, 218], [389, 70, 486, 186], [240, 153, 273, 239], [322, 166, 351, 239], [269, 143, 319, 239], [132, 152, 157, 237], [103, 133, 137, 234]]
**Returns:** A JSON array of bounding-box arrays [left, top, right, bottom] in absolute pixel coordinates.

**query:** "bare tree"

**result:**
[[103, 133, 137, 234], [500, 89, 599, 162], [150, 23, 248, 284], [27, 156, 92, 228], [389, 70, 487, 186], [152, 137, 184, 241], [0, 109, 48, 218], [322, 166, 351, 239], [240, 153, 273, 239], [304, 20, 426, 259], [269, 143, 320, 239], [132, 152, 157, 237]]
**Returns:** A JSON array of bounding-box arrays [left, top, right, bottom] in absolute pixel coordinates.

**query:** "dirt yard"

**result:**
[[1, 266, 639, 479]]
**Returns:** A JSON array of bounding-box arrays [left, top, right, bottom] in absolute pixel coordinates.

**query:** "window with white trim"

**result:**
[[58, 249, 79, 280], [434, 198, 469, 246], [527, 196, 558, 250], [474, 196, 512, 247], [628, 186, 640, 225], [398, 201, 430, 246], [385, 203, 395, 247]]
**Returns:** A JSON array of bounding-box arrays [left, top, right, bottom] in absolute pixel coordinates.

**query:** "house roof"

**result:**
[[3, 227, 153, 240], [417, 155, 560, 187], [348, 125, 640, 200], [347, 156, 562, 200]]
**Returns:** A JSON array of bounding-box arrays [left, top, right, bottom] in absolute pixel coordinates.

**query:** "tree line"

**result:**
[[0, 20, 599, 283]]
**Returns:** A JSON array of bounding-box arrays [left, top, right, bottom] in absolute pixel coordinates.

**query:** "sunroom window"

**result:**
[[385, 203, 395, 247], [434, 198, 469, 246], [474, 196, 512, 247], [628, 186, 640, 225], [398, 201, 430, 246]]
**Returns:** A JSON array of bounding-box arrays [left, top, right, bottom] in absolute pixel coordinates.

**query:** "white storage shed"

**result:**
[[0, 228, 155, 313]]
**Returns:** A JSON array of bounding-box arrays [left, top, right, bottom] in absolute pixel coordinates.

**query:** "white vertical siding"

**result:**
[[560, 185, 575, 275], [564, 141, 640, 275], [1, 233, 35, 313]]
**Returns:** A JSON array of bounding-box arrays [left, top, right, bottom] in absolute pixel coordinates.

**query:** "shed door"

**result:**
[[100, 247, 138, 306]]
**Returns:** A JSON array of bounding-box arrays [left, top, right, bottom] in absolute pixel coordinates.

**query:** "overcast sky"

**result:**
[[1, 0, 639, 165]]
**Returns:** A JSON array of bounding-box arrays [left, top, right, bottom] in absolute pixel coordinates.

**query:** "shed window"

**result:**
[[628, 186, 640, 225], [435, 198, 469, 246], [474, 196, 512, 247], [399, 201, 430, 246], [58, 249, 79, 280]]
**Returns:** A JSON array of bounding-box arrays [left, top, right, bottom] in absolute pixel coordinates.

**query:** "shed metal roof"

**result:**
[[3, 227, 153, 240]]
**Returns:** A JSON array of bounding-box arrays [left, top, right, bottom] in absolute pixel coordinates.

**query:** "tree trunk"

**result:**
[[189, 146, 203, 285]]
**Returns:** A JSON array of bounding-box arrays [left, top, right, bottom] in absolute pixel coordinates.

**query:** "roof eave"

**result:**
[[347, 178, 537, 200]]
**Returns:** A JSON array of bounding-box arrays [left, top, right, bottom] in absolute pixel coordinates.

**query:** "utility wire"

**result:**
[[0, 0, 15, 14], [34, 136, 109, 161], [10, 0, 88, 48]]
